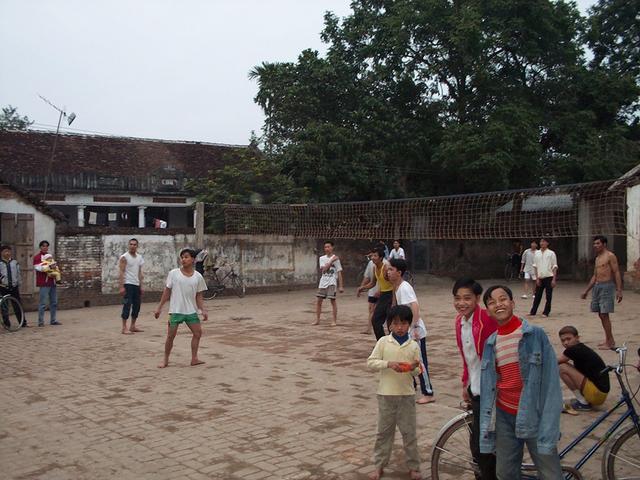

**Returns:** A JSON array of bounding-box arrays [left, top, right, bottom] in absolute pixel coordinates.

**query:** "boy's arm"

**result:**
[[320, 255, 337, 273], [338, 270, 344, 292], [411, 346, 422, 376], [118, 256, 126, 295], [581, 272, 597, 299], [154, 287, 171, 318], [195, 292, 208, 321], [557, 353, 570, 364], [367, 340, 389, 370], [609, 253, 623, 303], [139, 264, 144, 294]]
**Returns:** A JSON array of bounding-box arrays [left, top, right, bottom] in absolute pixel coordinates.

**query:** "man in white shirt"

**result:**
[[154, 248, 208, 368], [387, 258, 435, 405], [530, 237, 558, 317], [313, 241, 344, 326], [389, 240, 406, 260], [119, 238, 145, 334]]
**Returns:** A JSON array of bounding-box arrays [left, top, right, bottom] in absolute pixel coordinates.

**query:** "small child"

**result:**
[[367, 305, 423, 480], [39, 253, 61, 282], [558, 325, 610, 412]]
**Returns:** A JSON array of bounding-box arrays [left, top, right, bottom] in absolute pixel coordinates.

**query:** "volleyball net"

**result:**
[[208, 180, 629, 240]]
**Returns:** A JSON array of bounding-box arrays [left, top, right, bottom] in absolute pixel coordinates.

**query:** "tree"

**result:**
[[186, 147, 308, 232], [251, 0, 639, 198], [0, 105, 33, 131]]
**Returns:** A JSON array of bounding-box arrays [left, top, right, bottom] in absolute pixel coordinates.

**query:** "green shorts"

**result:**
[[169, 313, 200, 326]]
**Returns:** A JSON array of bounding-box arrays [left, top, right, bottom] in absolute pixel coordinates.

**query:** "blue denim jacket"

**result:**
[[479, 319, 562, 455]]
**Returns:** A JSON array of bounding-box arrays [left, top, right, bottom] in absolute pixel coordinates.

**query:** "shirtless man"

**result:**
[[580, 235, 623, 350]]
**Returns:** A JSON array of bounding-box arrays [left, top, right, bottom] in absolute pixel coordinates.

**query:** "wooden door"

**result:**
[[0, 213, 35, 294]]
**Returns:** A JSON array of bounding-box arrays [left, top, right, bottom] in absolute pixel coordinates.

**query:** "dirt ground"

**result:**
[[1, 278, 638, 480]]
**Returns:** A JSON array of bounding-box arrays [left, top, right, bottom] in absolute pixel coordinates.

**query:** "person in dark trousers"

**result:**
[[119, 238, 145, 334], [453, 277, 497, 479], [0, 245, 27, 327], [530, 237, 558, 318], [358, 247, 393, 339]]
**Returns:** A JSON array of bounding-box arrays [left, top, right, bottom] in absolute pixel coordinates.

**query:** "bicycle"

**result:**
[[0, 293, 25, 331], [430, 345, 640, 480], [202, 259, 246, 300]]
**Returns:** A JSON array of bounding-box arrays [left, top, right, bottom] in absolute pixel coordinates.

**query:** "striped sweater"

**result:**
[[495, 316, 524, 414]]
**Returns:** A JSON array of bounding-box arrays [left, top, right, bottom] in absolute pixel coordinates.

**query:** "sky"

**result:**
[[0, 0, 596, 146]]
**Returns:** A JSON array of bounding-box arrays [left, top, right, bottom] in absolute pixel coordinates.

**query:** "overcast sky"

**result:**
[[0, 0, 596, 145]]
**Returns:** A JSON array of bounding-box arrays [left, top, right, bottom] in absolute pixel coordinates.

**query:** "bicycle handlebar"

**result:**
[[599, 344, 628, 376]]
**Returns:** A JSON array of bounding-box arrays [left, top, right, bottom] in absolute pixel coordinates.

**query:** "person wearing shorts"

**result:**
[[314, 241, 344, 326], [557, 325, 610, 412], [154, 248, 208, 368], [581, 235, 623, 350], [520, 240, 538, 299]]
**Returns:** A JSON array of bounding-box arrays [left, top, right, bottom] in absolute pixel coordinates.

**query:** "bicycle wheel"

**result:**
[[431, 411, 478, 480], [0, 295, 25, 332], [230, 275, 246, 298], [202, 276, 220, 300], [602, 423, 640, 480]]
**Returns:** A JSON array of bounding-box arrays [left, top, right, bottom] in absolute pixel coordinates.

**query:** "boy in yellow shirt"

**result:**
[[367, 305, 423, 480]]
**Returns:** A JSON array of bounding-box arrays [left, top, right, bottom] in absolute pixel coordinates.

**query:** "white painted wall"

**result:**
[[627, 184, 640, 272], [100, 234, 317, 294], [0, 198, 56, 254]]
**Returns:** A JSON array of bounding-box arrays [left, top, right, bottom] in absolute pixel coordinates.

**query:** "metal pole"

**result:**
[[42, 110, 64, 202]]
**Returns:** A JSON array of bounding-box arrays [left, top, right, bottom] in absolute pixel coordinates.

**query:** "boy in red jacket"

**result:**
[[453, 278, 497, 480]]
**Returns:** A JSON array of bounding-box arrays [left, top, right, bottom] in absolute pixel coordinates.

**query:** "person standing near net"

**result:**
[[119, 238, 144, 334], [580, 235, 623, 350], [358, 248, 378, 335], [314, 241, 344, 326], [519, 240, 538, 299], [154, 248, 208, 368], [1, 245, 27, 328], [529, 237, 558, 318], [388, 240, 405, 260], [358, 247, 393, 339], [387, 258, 434, 405]]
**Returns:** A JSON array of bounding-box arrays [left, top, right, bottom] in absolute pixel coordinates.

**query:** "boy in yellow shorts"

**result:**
[[557, 325, 610, 412], [154, 248, 208, 368]]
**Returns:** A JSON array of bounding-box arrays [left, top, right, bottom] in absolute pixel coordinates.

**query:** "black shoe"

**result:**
[[50, 321, 62, 326]]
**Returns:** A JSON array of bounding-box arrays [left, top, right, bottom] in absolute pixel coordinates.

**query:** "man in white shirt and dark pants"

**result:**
[[530, 237, 558, 318], [119, 238, 144, 334]]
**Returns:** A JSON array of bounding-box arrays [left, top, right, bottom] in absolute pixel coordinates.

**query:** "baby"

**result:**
[[39, 253, 61, 282]]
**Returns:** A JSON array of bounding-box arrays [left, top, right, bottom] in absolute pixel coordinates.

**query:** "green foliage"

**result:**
[[0, 105, 33, 131], [250, 0, 639, 199]]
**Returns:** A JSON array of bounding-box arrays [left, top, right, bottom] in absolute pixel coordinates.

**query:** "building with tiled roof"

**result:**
[[0, 130, 246, 228]]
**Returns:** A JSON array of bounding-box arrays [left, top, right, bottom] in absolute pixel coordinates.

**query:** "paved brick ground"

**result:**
[[1, 280, 638, 479]]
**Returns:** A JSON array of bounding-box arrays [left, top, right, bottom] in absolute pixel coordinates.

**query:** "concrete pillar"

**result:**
[[138, 206, 146, 228], [77, 205, 86, 227], [627, 185, 640, 274]]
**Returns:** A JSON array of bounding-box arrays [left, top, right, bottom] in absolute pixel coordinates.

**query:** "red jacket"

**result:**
[[455, 305, 498, 386], [33, 252, 56, 287]]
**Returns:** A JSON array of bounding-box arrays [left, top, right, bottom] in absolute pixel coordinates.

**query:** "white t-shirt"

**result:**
[[363, 260, 379, 297], [533, 249, 558, 279], [520, 248, 536, 273], [165, 268, 207, 314], [120, 252, 144, 286], [389, 247, 406, 260], [318, 255, 342, 288], [395, 281, 427, 339]]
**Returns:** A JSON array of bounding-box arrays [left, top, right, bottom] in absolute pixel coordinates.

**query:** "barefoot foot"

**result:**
[[158, 361, 169, 368], [368, 468, 383, 480], [130, 327, 144, 332], [122, 329, 133, 335], [190, 359, 205, 366], [416, 395, 435, 404]]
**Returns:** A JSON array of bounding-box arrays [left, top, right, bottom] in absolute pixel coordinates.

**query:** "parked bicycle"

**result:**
[[201, 257, 246, 300], [0, 293, 25, 331], [430, 345, 640, 480]]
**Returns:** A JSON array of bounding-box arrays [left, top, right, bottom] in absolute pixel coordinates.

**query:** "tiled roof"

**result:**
[[0, 130, 248, 194], [0, 178, 67, 222]]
